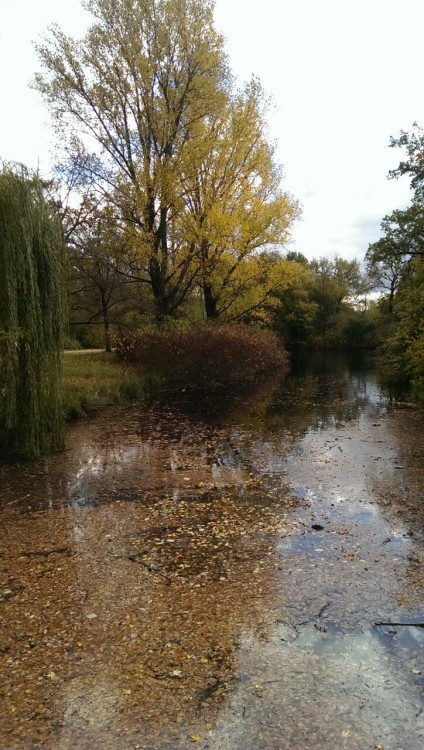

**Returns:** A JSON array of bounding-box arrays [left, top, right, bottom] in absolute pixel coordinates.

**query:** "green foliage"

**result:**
[[337, 311, 378, 350], [268, 255, 375, 350], [373, 123, 424, 396], [382, 262, 424, 392], [270, 262, 317, 345], [389, 122, 424, 203], [0, 170, 67, 458], [408, 324, 424, 400], [63, 335, 82, 350], [307, 257, 369, 348], [115, 324, 287, 397]]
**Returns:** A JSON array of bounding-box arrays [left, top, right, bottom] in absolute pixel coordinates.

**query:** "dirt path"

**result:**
[[1, 374, 424, 749]]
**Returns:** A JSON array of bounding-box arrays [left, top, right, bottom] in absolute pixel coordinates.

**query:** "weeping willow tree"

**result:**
[[0, 169, 67, 459]]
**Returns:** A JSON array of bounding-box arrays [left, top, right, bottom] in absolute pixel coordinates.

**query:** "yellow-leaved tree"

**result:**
[[35, 0, 299, 322], [35, 0, 229, 320], [180, 78, 300, 319]]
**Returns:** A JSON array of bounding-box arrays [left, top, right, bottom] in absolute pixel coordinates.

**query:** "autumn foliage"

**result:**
[[115, 325, 287, 397]]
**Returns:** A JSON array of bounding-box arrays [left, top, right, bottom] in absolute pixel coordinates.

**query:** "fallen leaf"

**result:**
[[122, 688, 132, 695], [411, 668, 421, 675], [342, 729, 350, 737], [190, 735, 201, 742]]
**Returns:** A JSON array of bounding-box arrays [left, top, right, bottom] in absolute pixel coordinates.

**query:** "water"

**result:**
[[1, 352, 424, 749]]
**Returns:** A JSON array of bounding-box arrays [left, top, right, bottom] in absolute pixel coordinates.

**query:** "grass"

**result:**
[[62, 351, 150, 419]]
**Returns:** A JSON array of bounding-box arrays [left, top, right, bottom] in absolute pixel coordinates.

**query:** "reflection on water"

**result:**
[[1, 352, 424, 749]]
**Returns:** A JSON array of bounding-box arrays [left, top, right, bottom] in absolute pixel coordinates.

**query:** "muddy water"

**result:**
[[1, 352, 424, 750]]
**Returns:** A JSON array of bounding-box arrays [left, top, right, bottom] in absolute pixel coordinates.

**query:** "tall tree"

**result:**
[[369, 124, 424, 390], [365, 235, 406, 314], [35, 0, 229, 321], [0, 170, 66, 458], [389, 122, 424, 203], [179, 78, 299, 319]]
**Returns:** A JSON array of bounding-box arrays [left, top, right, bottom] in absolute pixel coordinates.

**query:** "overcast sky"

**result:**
[[1, 0, 423, 261]]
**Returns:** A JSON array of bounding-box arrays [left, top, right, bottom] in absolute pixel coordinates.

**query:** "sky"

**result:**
[[1, 0, 423, 262]]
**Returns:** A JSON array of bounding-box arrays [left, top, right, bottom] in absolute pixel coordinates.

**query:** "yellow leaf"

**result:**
[[200, 657, 209, 664], [411, 668, 421, 675], [206, 723, 213, 730], [342, 730, 350, 737], [122, 688, 132, 695], [190, 735, 201, 742]]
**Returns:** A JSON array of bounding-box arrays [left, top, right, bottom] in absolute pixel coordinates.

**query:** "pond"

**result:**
[[1, 352, 424, 749]]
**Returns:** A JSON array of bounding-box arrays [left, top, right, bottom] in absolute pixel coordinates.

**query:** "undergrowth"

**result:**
[[115, 324, 287, 399]]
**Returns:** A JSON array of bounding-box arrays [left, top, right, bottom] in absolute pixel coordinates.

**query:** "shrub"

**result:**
[[115, 324, 287, 398], [63, 335, 82, 350]]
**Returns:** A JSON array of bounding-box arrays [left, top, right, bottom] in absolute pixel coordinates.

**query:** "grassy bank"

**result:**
[[62, 351, 149, 419]]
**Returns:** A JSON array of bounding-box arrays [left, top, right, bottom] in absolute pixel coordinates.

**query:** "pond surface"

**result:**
[[1, 352, 424, 749]]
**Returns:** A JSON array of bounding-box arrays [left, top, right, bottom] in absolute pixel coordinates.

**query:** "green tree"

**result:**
[[382, 259, 424, 391], [365, 235, 406, 314], [270, 261, 317, 346], [0, 170, 67, 458], [372, 123, 424, 391], [309, 257, 369, 347], [389, 122, 424, 203]]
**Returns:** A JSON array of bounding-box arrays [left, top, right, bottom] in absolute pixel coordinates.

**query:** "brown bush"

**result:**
[[115, 324, 287, 397]]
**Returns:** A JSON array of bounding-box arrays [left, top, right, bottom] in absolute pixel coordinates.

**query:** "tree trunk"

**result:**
[[388, 283, 395, 315], [203, 283, 219, 319], [101, 290, 112, 352]]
